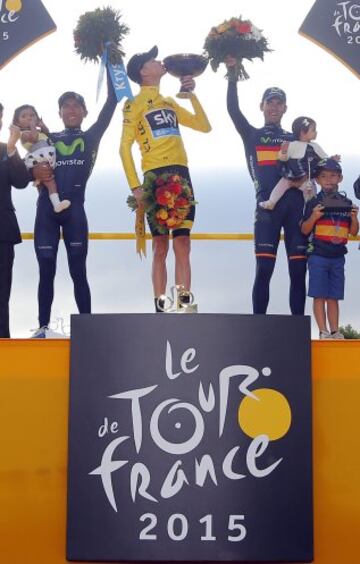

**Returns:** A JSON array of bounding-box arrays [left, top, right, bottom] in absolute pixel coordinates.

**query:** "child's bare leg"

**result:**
[[43, 177, 58, 195], [260, 178, 291, 210], [43, 178, 71, 213], [313, 298, 327, 333], [326, 299, 339, 332]]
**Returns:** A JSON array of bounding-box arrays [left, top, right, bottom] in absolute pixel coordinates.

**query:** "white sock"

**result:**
[[49, 193, 61, 209]]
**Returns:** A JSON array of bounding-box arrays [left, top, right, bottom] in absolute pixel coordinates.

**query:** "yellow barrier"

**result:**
[[0, 339, 359, 564], [20, 232, 360, 241]]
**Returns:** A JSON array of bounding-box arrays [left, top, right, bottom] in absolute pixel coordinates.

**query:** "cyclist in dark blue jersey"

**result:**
[[31, 74, 117, 337], [226, 58, 307, 315]]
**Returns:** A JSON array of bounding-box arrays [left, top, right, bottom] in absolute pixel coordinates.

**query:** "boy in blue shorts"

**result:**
[[301, 158, 359, 339]]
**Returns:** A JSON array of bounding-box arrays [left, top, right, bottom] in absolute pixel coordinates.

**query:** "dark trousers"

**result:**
[[34, 201, 91, 327], [0, 242, 15, 338]]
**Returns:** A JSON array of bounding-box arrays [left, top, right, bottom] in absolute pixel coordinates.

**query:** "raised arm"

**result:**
[[87, 69, 117, 140], [226, 80, 253, 139], [171, 94, 211, 132], [167, 77, 211, 133]]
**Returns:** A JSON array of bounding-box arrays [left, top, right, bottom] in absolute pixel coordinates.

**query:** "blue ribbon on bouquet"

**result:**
[[96, 42, 133, 102]]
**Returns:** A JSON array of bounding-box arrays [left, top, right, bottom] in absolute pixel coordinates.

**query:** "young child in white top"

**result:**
[[12, 104, 70, 213], [260, 116, 332, 210]]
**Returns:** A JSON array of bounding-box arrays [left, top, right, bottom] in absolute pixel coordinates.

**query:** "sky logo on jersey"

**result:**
[[145, 108, 180, 138]]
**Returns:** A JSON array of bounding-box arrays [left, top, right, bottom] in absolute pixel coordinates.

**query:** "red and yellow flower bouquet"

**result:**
[[127, 172, 195, 255], [203, 16, 271, 80]]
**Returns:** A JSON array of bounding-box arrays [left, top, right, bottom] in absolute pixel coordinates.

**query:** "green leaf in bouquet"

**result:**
[[73, 6, 129, 65], [126, 194, 138, 211]]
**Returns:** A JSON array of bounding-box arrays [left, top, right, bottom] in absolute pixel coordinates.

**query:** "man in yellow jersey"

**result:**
[[120, 46, 211, 312]]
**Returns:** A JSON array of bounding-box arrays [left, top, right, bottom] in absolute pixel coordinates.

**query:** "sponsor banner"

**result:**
[[67, 314, 313, 562], [299, 0, 360, 78], [97, 46, 134, 103], [0, 0, 56, 69], [107, 60, 133, 102]]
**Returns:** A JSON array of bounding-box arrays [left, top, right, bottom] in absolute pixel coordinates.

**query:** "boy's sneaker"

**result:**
[[319, 330, 332, 339], [331, 331, 345, 340], [30, 326, 68, 339], [30, 326, 48, 339], [54, 199, 71, 213]]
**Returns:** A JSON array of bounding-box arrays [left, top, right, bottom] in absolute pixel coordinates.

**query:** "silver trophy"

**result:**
[[163, 53, 208, 98], [157, 285, 198, 313]]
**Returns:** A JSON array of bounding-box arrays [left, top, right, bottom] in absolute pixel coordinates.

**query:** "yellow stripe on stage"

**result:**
[[20, 232, 360, 241], [1, 339, 360, 563]]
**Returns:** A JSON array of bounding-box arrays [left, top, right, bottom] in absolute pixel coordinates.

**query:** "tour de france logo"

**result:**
[[333, 1, 360, 45], [1, 0, 22, 16], [1, 0, 22, 38], [88, 339, 292, 514], [238, 383, 291, 441]]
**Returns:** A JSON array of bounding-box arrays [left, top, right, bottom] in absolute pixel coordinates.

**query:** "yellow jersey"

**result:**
[[120, 86, 211, 189]]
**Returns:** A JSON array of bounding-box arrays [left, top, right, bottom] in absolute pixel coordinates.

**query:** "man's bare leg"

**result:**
[[173, 235, 191, 290], [152, 235, 169, 298]]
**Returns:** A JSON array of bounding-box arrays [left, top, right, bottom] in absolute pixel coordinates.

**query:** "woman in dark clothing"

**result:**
[[0, 103, 29, 337]]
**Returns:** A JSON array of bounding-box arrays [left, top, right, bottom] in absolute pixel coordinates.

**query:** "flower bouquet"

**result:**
[[127, 172, 195, 235], [73, 6, 129, 65], [203, 16, 271, 80]]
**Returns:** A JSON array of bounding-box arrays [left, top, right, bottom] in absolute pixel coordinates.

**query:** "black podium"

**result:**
[[67, 314, 313, 562]]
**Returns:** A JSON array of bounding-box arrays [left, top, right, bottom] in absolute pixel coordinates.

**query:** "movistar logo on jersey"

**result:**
[[145, 108, 180, 138], [56, 158, 85, 167], [55, 138, 85, 156], [260, 135, 290, 145]]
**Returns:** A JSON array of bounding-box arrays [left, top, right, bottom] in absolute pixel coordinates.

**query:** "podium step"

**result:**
[[0, 338, 359, 564]]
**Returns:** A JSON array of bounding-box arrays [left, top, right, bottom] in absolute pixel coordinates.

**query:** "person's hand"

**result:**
[[278, 141, 290, 161], [133, 186, 144, 207], [180, 75, 195, 92], [224, 55, 237, 68], [331, 154, 341, 162], [351, 205, 359, 218], [32, 162, 54, 184], [311, 204, 324, 220], [7, 124, 21, 154], [280, 141, 290, 154]]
